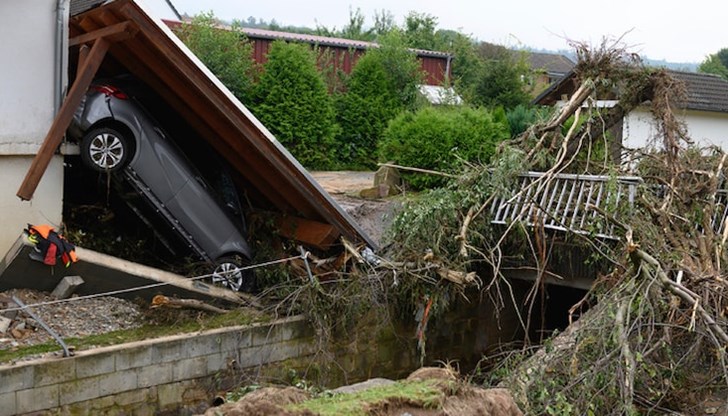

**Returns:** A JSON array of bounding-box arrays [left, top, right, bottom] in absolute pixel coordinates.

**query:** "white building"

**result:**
[[0, 1, 67, 256], [534, 69, 728, 155]]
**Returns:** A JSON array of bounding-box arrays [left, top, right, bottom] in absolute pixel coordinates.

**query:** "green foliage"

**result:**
[[403, 12, 439, 50], [335, 30, 424, 168], [505, 104, 552, 137], [699, 50, 728, 80], [471, 49, 531, 109], [378, 106, 510, 189], [387, 146, 525, 253], [175, 12, 256, 103], [445, 33, 484, 103], [251, 41, 339, 169]]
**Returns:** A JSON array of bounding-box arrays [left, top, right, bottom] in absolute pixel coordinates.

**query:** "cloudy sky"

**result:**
[[166, 0, 721, 64]]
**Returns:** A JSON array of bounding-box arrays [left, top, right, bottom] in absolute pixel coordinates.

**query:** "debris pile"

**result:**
[[369, 38, 728, 414]]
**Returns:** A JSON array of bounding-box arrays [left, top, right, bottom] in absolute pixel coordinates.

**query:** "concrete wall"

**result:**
[[0, 1, 66, 256], [0, 292, 532, 415], [624, 107, 728, 150], [0, 316, 316, 416]]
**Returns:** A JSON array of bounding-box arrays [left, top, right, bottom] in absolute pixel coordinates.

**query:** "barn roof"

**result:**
[[239, 27, 451, 59], [23, 0, 375, 250]]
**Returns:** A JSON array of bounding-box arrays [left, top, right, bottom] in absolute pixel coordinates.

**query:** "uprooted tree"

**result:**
[[262, 38, 727, 413], [371, 38, 728, 414]]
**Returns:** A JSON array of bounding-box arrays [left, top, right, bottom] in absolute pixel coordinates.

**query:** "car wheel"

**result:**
[[80, 127, 132, 172], [211, 256, 254, 292]]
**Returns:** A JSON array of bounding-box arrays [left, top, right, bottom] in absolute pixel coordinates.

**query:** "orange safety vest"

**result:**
[[26, 224, 78, 267]]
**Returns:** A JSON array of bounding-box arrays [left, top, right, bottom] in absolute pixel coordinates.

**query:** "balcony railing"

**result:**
[[490, 172, 642, 240]]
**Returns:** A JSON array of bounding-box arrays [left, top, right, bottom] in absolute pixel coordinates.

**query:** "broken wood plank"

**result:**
[[17, 37, 109, 201], [274, 215, 340, 249]]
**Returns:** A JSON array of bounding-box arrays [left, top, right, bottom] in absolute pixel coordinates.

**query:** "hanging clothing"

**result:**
[[26, 224, 78, 267]]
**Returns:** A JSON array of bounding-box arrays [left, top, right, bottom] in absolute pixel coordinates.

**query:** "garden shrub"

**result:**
[[252, 41, 339, 170], [379, 106, 510, 189], [505, 104, 552, 138], [335, 30, 423, 169]]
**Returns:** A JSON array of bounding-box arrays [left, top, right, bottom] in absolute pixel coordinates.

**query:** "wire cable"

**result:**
[[0, 254, 302, 314]]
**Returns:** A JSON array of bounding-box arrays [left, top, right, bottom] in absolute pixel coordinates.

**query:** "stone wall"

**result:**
[[0, 316, 315, 415]]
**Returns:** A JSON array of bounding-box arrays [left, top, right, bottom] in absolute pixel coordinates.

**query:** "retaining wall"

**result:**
[[0, 315, 315, 415]]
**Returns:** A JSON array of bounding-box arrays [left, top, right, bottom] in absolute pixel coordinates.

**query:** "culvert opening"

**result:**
[[415, 279, 591, 378]]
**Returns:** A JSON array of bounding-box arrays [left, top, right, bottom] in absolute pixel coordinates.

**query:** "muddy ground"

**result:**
[[310, 171, 401, 247]]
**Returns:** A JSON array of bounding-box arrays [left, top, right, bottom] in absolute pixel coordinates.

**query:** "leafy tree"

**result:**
[[251, 41, 338, 169], [379, 106, 510, 189], [436, 31, 483, 102], [699, 48, 728, 80], [335, 30, 424, 168], [372, 10, 396, 38], [403, 12, 438, 50], [505, 104, 552, 138], [470, 44, 531, 109], [340, 8, 375, 41], [175, 12, 256, 103]]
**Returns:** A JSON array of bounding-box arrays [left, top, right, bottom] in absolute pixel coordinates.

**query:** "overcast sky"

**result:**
[[167, 0, 721, 64]]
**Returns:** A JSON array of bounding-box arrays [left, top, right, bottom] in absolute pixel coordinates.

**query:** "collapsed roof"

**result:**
[[19, 0, 375, 249]]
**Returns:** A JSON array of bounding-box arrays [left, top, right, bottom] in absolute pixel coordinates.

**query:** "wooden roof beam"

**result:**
[[16, 37, 110, 201], [69, 21, 136, 46]]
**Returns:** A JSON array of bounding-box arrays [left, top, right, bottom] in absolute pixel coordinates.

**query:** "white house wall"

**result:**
[[0, 1, 65, 256], [624, 107, 728, 150]]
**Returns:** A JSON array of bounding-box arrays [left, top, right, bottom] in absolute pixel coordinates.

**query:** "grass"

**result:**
[[288, 379, 448, 416], [0, 308, 266, 364]]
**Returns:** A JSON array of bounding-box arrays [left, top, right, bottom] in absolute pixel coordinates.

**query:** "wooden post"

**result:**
[[16, 37, 109, 201]]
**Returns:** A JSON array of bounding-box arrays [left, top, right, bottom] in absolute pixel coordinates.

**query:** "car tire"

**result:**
[[80, 127, 133, 172], [210, 255, 254, 292]]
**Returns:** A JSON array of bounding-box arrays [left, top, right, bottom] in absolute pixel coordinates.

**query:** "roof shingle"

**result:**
[[669, 70, 728, 113]]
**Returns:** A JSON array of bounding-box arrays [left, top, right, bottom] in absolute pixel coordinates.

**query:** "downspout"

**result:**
[[445, 54, 452, 86], [54, 0, 69, 115]]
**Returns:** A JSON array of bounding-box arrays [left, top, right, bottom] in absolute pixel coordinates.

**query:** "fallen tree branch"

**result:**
[[631, 248, 728, 345], [151, 295, 229, 314], [377, 163, 459, 178]]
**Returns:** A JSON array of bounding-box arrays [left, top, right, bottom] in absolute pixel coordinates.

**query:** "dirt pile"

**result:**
[[201, 367, 522, 416]]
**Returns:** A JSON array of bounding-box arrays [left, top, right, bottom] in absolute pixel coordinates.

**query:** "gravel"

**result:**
[[0, 289, 145, 353]]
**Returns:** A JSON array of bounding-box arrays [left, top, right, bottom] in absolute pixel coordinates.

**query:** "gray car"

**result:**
[[67, 80, 253, 291]]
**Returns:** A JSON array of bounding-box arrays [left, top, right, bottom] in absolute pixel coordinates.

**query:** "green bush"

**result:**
[[251, 41, 338, 170], [379, 106, 510, 189], [506, 104, 552, 137], [335, 30, 424, 169]]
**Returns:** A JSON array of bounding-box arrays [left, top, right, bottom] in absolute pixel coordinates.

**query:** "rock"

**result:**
[[374, 165, 402, 193], [359, 184, 391, 199], [407, 366, 458, 381], [442, 387, 524, 416], [51, 275, 85, 299], [331, 378, 395, 394], [0, 316, 11, 333]]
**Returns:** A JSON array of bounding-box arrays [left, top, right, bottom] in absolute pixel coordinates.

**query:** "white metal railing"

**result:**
[[490, 172, 642, 240], [712, 190, 728, 234]]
